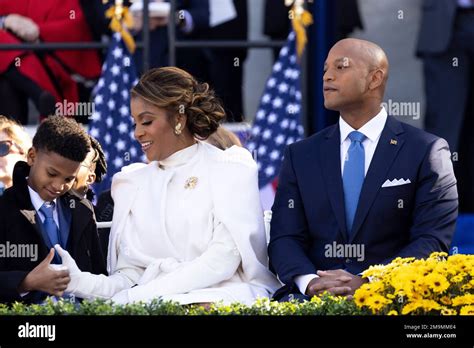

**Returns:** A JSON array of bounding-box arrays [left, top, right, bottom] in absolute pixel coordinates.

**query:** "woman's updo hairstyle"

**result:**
[[131, 67, 226, 140]]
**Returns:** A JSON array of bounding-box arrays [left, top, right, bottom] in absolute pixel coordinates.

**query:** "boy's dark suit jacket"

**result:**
[[0, 161, 107, 303]]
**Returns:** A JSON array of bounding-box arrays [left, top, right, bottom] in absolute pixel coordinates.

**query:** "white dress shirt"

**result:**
[[294, 108, 388, 295], [27, 186, 59, 228]]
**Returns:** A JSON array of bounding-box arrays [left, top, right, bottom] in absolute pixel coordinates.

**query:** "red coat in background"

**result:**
[[0, 0, 102, 103]]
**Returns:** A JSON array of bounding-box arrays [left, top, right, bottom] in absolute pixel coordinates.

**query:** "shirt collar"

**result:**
[[339, 107, 388, 144], [27, 185, 56, 212]]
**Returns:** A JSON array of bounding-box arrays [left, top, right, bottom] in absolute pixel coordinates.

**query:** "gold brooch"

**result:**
[[184, 177, 198, 189], [390, 139, 398, 145]]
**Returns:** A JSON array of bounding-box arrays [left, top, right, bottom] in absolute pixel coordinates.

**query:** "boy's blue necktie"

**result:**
[[39, 202, 60, 248], [342, 131, 366, 238]]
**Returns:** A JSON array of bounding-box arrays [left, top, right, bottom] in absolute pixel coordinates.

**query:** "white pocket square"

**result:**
[[381, 178, 411, 188]]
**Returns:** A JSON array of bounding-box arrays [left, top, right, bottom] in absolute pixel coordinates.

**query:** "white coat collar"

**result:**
[[158, 142, 199, 169]]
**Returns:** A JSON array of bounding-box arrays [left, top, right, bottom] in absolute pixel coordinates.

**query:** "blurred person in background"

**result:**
[[131, 1, 246, 122], [264, 0, 363, 61], [178, 0, 248, 123], [0, 115, 31, 194], [206, 126, 242, 150], [0, 0, 103, 124], [416, 0, 474, 213], [131, 0, 210, 74]]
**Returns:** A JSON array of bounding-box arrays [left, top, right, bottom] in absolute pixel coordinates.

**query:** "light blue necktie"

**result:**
[[39, 202, 60, 247], [343, 131, 366, 237]]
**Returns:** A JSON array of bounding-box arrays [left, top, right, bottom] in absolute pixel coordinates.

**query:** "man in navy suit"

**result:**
[[268, 38, 458, 301]]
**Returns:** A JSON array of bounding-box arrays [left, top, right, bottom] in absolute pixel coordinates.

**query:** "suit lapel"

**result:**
[[19, 208, 51, 250], [320, 125, 348, 240], [349, 117, 405, 242], [64, 194, 91, 250], [57, 197, 72, 248], [13, 163, 51, 252]]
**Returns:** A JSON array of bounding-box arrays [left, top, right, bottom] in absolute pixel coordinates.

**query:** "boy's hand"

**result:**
[[18, 248, 71, 296]]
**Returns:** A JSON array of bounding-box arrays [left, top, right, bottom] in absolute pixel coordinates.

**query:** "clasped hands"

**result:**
[[305, 269, 368, 298]]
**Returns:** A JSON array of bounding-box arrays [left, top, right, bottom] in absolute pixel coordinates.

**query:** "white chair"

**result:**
[[96, 221, 113, 229], [264, 210, 272, 245], [97, 210, 273, 243]]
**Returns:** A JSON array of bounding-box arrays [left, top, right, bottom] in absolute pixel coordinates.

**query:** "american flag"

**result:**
[[89, 33, 146, 195], [246, 31, 304, 190]]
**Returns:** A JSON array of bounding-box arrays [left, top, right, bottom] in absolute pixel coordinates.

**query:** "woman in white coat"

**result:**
[[56, 67, 280, 305]]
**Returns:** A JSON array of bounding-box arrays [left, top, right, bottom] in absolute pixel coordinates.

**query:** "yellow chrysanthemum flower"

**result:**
[[402, 302, 423, 315], [460, 305, 474, 315], [440, 296, 452, 305], [310, 296, 322, 304], [452, 294, 474, 306], [450, 275, 464, 283], [425, 272, 450, 293], [402, 299, 441, 315], [387, 310, 398, 315], [365, 294, 391, 313], [441, 307, 457, 315], [354, 287, 372, 308]]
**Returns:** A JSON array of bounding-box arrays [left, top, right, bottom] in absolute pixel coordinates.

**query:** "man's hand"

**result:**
[[316, 269, 368, 297], [4, 14, 39, 42], [18, 248, 71, 297], [305, 274, 352, 297], [132, 13, 168, 32]]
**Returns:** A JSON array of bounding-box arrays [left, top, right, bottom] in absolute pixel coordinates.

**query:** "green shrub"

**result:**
[[0, 294, 366, 316]]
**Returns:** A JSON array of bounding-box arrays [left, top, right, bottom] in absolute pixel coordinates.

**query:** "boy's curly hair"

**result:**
[[32, 116, 91, 162]]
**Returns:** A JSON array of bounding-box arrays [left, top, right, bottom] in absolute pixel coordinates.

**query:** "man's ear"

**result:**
[[86, 172, 96, 187], [26, 147, 36, 166], [368, 69, 384, 90]]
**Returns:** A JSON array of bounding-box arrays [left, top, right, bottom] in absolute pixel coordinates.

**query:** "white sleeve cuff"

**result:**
[[294, 274, 318, 295]]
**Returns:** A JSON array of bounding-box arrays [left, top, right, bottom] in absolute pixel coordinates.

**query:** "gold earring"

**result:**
[[174, 123, 182, 135]]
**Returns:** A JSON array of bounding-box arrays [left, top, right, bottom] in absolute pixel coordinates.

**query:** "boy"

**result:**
[[70, 135, 107, 201], [70, 135, 111, 257], [0, 116, 106, 303]]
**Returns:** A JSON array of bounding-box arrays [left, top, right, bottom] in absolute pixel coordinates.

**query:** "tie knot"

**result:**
[[348, 131, 366, 143], [40, 202, 55, 218]]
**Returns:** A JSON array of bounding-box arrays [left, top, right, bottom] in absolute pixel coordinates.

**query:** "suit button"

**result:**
[[345, 258, 351, 263]]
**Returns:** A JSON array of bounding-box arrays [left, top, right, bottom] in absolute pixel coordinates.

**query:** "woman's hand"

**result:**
[[4, 14, 40, 42], [54, 245, 82, 292], [111, 289, 130, 304]]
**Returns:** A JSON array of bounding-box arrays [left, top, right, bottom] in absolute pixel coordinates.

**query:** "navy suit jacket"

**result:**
[[268, 116, 458, 298]]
